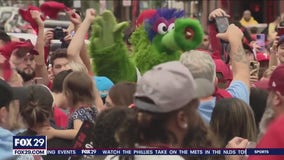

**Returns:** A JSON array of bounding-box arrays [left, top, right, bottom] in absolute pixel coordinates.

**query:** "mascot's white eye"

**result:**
[[168, 23, 175, 31], [157, 23, 168, 34]]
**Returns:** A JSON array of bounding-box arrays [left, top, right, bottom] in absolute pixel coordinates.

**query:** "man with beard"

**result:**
[[10, 10, 48, 86], [228, 65, 284, 160], [14, 50, 37, 82], [257, 64, 284, 139]]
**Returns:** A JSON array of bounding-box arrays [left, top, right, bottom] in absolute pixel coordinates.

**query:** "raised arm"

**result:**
[[39, 119, 83, 140], [208, 8, 230, 59], [31, 10, 49, 85], [67, 9, 95, 67], [269, 36, 279, 68], [217, 24, 250, 90]]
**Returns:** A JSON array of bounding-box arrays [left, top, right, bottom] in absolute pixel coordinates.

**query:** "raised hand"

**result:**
[[216, 24, 244, 43], [84, 8, 96, 24], [208, 8, 230, 21], [30, 10, 44, 26], [67, 9, 82, 26]]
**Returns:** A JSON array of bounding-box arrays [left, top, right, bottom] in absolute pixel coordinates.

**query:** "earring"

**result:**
[[183, 123, 188, 129]]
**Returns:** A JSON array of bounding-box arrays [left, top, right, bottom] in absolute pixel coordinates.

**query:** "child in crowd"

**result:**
[[39, 71, 97, 140]]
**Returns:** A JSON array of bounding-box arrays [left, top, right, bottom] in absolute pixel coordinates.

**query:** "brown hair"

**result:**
[[108, 82, 136, 107], [20, 85, 53, 127], [63, 71, 95, 107], [210, 98, 257, 147], [49, 48, 68, 66], [115, 98, 217, 147]]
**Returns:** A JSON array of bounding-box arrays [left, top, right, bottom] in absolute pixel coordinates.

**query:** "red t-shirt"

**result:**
[[248, 115, 284, 160], [53, 106, 68, 129]]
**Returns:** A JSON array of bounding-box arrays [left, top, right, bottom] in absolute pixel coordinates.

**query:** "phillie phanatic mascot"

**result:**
[[89, 8, 204, 83]]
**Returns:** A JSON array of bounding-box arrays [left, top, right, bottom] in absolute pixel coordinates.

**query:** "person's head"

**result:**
[[116, 61, 215, 148], [63, 71, 95, 107], [0, 31, 11, 48], [198, 31, 210, 50], [15, 53, 36, 82], [105, 82, 136, 108], [0, 79, 28, 130], [20, 85, 53, 128], [214, 59, 232, 89], [0, 41, 39, 82], [210, 98, 257, 147], [94, 76, 114, 103], [243, 10, 252, 21], [180, 50, 216, 88], [276, 36, 284, 64], [52, 69, 73, 109], [0, 79, 14, 129], [267, 64, 284, 118], [93, 107, 135, 148], [49, 48, 70, 76], [250, 87, 268, 127]]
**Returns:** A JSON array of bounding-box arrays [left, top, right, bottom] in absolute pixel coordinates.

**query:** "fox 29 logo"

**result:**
[[13, 136, 47, 149]]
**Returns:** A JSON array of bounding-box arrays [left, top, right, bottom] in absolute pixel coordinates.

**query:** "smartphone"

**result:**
[[250, 61, 259, 76], [215, 17, 229, 33], [256, 34, 265, 52], [215, 17, 230, 63]]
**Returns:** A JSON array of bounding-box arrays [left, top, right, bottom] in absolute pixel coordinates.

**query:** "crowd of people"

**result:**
[[0, 2, 284, 160]]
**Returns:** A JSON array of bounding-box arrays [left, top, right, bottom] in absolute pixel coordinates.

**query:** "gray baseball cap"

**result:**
[[134, 61, 214, 113]]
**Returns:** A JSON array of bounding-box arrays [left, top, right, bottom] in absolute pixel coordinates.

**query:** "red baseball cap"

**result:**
[[256, 52, 269, 62], [0, 41, 38, 81], [0, 41, 38, 59], [268, 64, 284, 95], [214, 58, 232, 83]]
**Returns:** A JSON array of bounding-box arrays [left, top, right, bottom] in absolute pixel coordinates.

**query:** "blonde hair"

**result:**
[[68, 61, 88, 73]]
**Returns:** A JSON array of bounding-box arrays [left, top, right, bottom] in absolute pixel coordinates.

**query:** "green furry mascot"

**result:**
[[89, 8, 204, 83]]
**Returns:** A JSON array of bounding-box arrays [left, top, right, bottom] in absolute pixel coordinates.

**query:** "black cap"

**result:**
[[0, 79, 13, 107], [0, 79, 28, 108]]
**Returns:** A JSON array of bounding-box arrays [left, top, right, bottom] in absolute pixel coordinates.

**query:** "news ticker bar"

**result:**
[[12, 149, 284, 155]]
